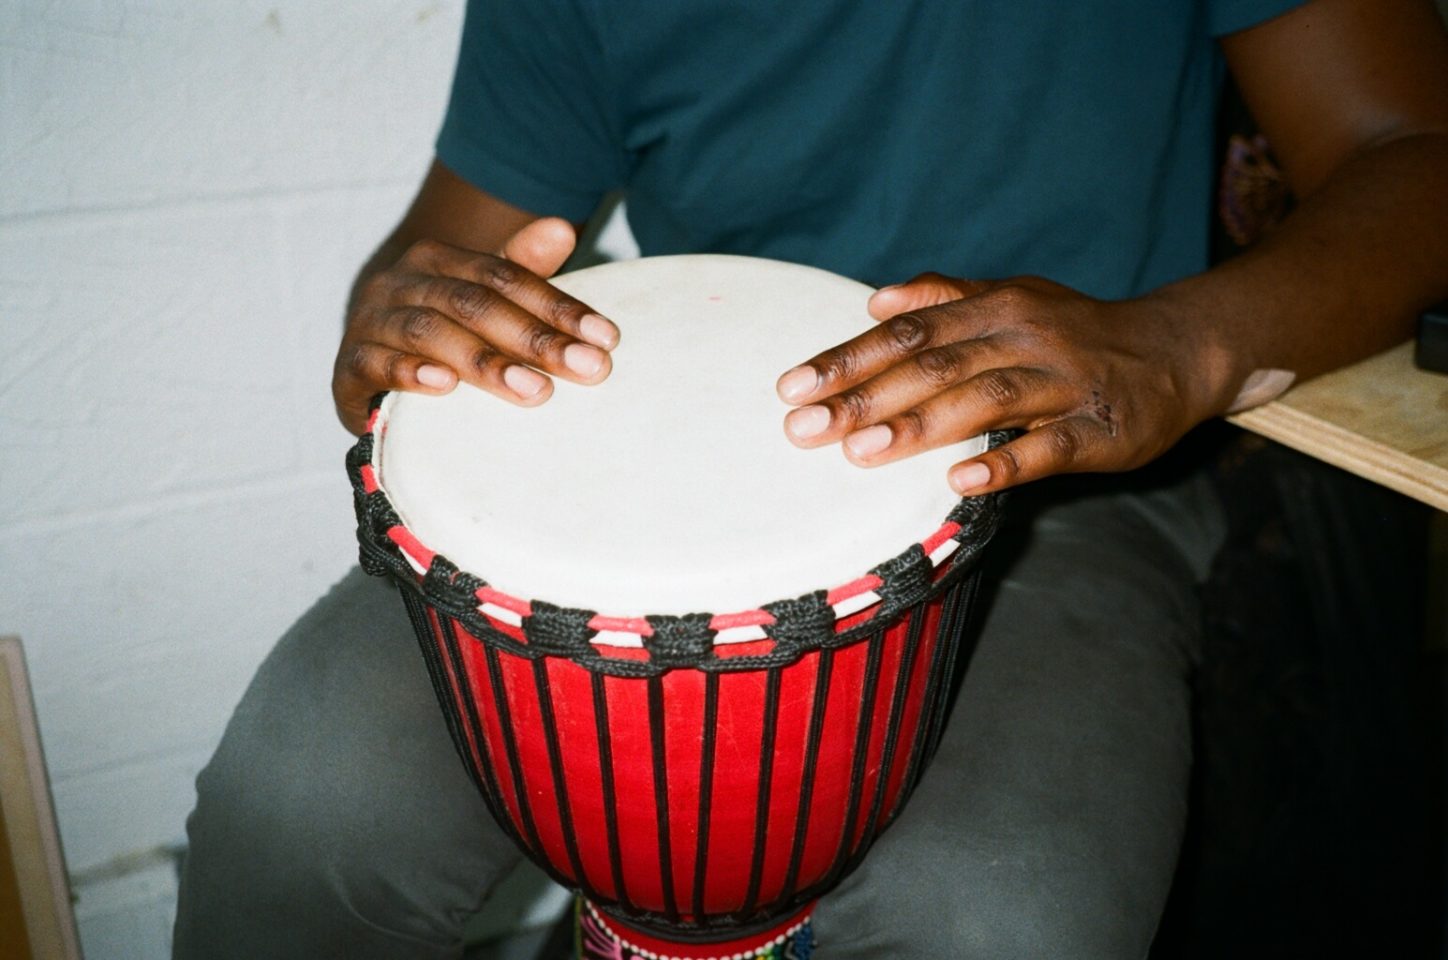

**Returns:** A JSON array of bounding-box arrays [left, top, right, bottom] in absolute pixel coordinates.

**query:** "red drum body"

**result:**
[[410, 552, 973, 937]]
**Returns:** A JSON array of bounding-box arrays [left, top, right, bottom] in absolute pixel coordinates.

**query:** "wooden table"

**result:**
[[1229, 341, 1448, 511]]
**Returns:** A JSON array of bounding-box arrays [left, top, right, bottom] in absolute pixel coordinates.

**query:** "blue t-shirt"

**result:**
[[436, 0, 1303, 297]]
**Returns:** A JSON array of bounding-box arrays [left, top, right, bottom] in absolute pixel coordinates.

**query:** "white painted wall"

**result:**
[[0, 1, 482, 954]]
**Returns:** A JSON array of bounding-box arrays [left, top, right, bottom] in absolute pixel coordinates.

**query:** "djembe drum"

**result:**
[[348, 255, 1002, 959]]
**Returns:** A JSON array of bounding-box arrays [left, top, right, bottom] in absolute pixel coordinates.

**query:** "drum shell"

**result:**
[[396, 569, 980, 938]]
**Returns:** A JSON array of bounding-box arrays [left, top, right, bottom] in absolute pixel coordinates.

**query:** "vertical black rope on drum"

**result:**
[[779, 647, 835, 905], [433, 612, 529, 857], [920, 576, 979, 769], [647, 676, 679, 923], [691, 671, 720, 928], [532, 659, 587, 889], [889, 584, 964, 826], [400, 591, 494, 810], [819, 628, 885, 893], [741, 667, 783, 920], [483, 645, 545, 860], [842, 602, 928, 877], [398, 590, 468, 776], [591, 671, 634, 914]]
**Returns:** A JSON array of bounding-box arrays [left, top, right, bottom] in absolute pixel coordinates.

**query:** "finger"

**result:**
[[499, 216, 577, 279], [784, 340, 997, 446], [333, 340, 474, 435], [783, 324, 1076, 450], [831, 368, 1070, 465], [776, 310, 952, 405], [410, 238, 620, 350], [337, 331, 553, 420], [867, 273, 995, 321], [946, 415, 1109, 494], [394, 278, 613, 385]]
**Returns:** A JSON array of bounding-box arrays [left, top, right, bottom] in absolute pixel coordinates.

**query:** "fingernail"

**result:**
[[563, 342, 606, 378], [844, 424, 892, 458], [503, 364, 547, 398], [416, 364, 453, 389], [950, 462, 991, 493], [579, 313, 619, 349], [785, 404, 831, 440], [777, 365, 820, 403]]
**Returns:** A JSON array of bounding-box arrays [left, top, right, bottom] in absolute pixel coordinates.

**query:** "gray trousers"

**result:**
[[173, 474, 1224, 959]]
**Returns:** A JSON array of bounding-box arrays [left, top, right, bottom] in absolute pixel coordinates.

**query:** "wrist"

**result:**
[[1129, 283, 1246, 425]]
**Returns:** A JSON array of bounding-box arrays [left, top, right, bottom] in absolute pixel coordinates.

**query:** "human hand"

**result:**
[[775, 274, 1228, 494], [332, 217, 620, 434]]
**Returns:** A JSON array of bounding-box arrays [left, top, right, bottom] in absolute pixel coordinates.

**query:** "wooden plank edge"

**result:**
[[1228, 406, 1448, 513], [0, 638, 83, 960]]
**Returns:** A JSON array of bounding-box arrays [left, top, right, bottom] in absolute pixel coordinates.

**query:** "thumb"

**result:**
[[868, 272, 995, 320], [499, 216, 577, 279]]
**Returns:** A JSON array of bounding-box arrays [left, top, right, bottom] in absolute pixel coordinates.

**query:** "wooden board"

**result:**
[[0, 637, 82, 960], [1229, 342, 1448, 512]]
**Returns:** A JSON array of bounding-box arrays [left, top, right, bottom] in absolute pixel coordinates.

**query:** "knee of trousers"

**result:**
[[177, 701, 523, 958], [175, 570, 518, 954], [811, 823, 1165, 960]]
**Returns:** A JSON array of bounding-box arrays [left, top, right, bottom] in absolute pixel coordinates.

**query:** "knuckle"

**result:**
[[834, 389, 874, 427], [986, 284, 1031, 316], [993, 445, 1024, 481], [913, 346, 959, 386], [468, 344, 499, 374], [380, 350, 408, 386], [447, 282, 498, 323], [355, 272, 392, 307], [397, 308, 441, 347], [1044, 422, 1084, 462], [338, 342, 369, 378], [816, 349, 859, 384], [523, 324, 565, 361], [404, 238, 443, 263], [892, 408, 929, 443], [544, 294, 584, 328], [481, 255, 522, 289], [974, 369, 1022, 409], [884, 313, 930, 351]]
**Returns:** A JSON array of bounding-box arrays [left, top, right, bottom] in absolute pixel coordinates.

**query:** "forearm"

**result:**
[[1146, 130, 1448, 417]]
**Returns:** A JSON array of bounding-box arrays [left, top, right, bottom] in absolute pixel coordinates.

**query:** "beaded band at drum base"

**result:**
[[581, 899, 814, 960]]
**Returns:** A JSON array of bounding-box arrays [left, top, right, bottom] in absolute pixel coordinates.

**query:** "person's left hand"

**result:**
[[775, 273, 1230, 494]]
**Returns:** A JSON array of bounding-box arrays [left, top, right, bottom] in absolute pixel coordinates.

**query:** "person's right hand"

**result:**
[[333, 216, 620, 435]]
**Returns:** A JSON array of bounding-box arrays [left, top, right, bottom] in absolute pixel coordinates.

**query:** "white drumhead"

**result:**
[[377, 255, 987, 615]]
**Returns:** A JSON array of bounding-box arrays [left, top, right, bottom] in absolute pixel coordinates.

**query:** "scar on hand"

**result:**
[[1088, 390, 1118, 437]]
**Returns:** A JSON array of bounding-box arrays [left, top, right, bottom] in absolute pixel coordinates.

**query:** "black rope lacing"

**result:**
[[347, 398, 1006, 678]]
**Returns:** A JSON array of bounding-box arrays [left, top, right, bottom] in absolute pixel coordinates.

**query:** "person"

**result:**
[[173, 1, 1448, 957]]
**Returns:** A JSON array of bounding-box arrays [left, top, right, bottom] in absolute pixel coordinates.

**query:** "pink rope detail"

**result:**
[[827, 574, 884, 606], [709, 609, 776, 631], [387, 526, 435, 570], [920, 521, 962, 557], [588, 615, 655, 637], [366, 407, 380, 434], [359, 463, 379, 495], [475, 586, 533, 618]]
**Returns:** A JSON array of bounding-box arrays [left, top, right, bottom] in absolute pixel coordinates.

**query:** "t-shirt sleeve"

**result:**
[[435, 0, 625, 222], [1207, 0, 1311, 37]]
